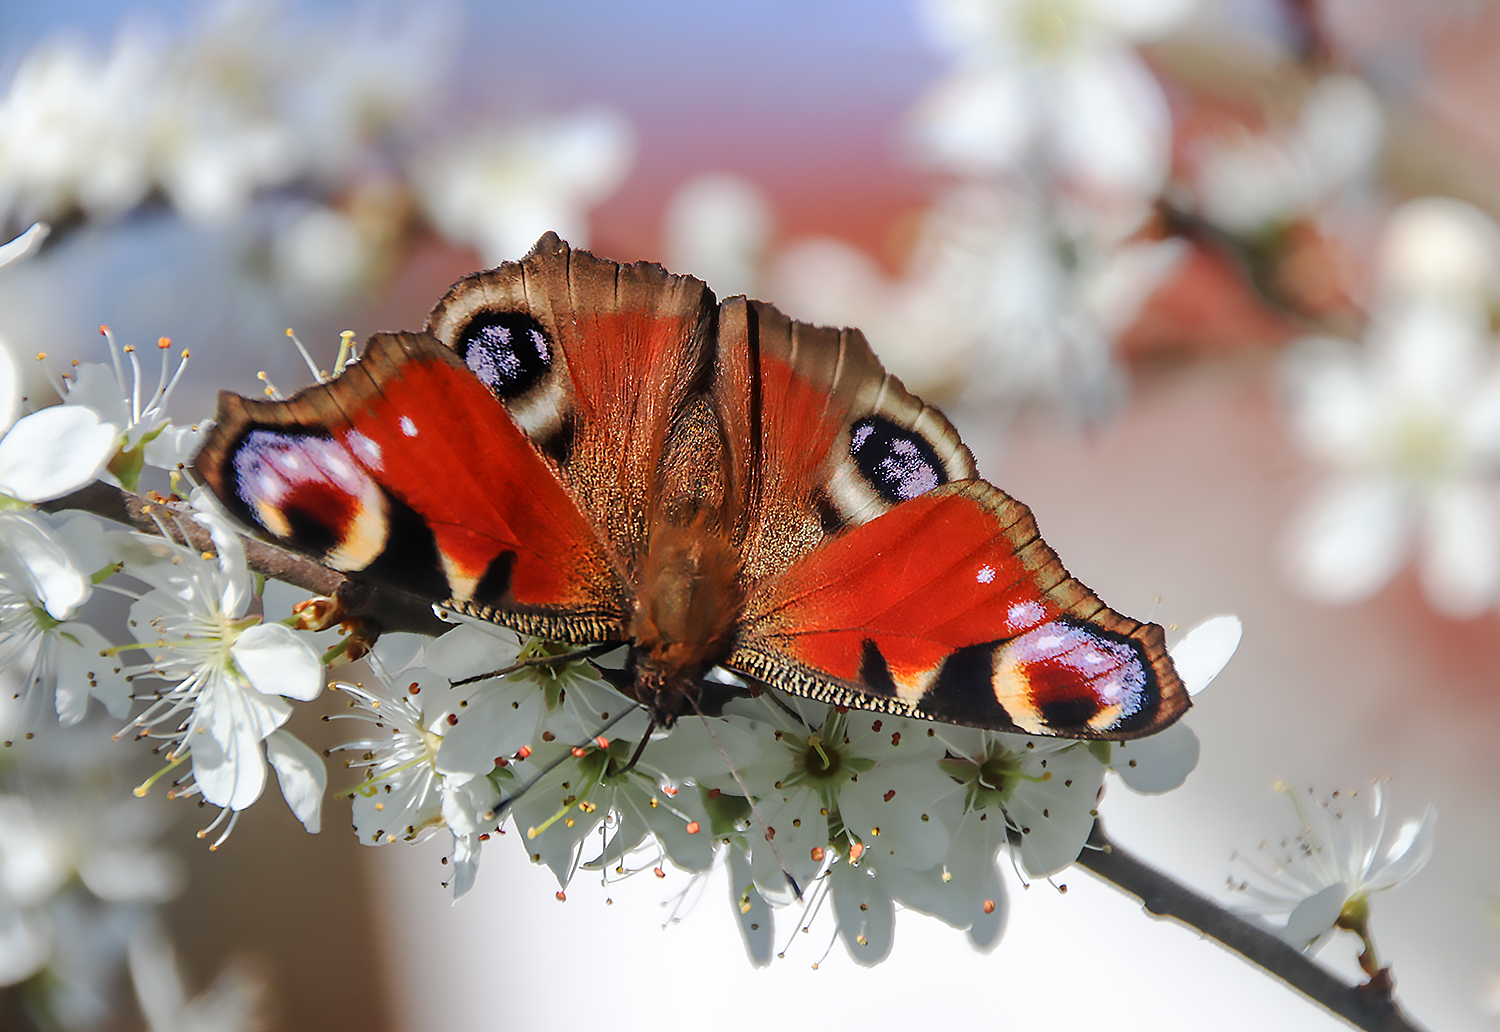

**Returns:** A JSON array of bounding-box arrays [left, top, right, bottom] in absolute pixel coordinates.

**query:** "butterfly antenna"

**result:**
[[689, 692, 804, 901], [449, 643, 618, 688], [482, 704, 641, 822]]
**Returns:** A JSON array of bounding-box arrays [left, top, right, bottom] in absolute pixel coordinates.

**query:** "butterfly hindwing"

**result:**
[[195, 331, 629, 642]]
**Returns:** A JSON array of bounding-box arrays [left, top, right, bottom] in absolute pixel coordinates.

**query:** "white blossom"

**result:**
[[0, 6, 447, 229], [773, 186, 1182, 405], [112, 497, 324, 842], [936, 728, 1107, 878], [0, 512, 130, 733], [913, 0, 1192, 218], [0, 224, 120, 504], [0, 786, 182, 1016], [664, 174, 774, 300], [1230, 782, 1436, 952]]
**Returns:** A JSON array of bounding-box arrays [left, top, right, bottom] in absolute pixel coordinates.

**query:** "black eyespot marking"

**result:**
[[455, 312, 553, 400], [848, 415, 946, 503], [280, 503, 339, 555], [1037, 696, 1105, 734]]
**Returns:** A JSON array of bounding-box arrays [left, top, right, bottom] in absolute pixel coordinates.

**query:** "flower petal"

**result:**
[[1278, 881, 1349, 951], [1168, 615, 1242, 696], [1284, 477, 1410, 603], [887, 815, 1008, 951], [189, 721, 267, 813], [0, 406, 117, 503], [78, 848, 183, 903], [442, 779, 491, 900], [1110, 721, 1200, 794], [727, 847, 774, 966], [0, 344, 17, 435], [1007, 745, 1107, 877], [830, 858, 896, 965], [231, 623, 323, 702], [1366, 804, 1437, 891], [420, 622, 522, 681], [436, 683, 545, 784], [0, 512, 90, 619], [0, 223, 49, 269], [1418, 483, 1500, 617], [0, 903, 52, 984], [266, 730, 326, 834], [55, 621, 130, 722], [142, 422, 209, 471], [839, 760, 957, 873]]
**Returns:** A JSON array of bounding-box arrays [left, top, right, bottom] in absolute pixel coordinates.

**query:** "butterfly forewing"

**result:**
[[196, 331, 630, 640]]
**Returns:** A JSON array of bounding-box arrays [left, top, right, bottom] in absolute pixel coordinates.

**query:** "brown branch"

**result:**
[[1076, 821, 1430, 1032], [39, 481, 449, 636]]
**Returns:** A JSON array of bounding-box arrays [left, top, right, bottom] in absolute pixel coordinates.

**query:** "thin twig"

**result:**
[[39, 481, 448, 636], [1076, 821, 1429, 1032]]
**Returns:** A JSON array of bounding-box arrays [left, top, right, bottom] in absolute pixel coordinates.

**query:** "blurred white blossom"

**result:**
[[664, 174, 774, 300], [1283, 198, 1500, 615], [914, 0, 1193, 220], [0, 786, 183, 1026], [129, 923, 265, 1032], [773, 186, 1183, 404], [415, 108, 634, 266], [1192, 75, 1384, 234], [0, 3, 446, 230]]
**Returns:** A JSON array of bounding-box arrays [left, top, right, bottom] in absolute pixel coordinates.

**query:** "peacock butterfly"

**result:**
[[195, 233, 1187, 740]]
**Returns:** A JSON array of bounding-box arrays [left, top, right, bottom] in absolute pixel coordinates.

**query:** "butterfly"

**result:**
[[195, 232, 1187, 740]]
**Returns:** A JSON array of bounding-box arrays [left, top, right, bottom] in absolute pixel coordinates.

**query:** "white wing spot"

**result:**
[[976, 564, 995, 584], [347, 430, 383, 469], [1006, 600, 1046, 632], [400, 416, 418, 437]]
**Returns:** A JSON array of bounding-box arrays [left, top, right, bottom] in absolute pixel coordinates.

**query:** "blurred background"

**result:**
[[0, 0, 1497, 1029]]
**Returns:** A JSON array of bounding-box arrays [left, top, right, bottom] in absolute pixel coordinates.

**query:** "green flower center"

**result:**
[[800, 733, 843, 779]]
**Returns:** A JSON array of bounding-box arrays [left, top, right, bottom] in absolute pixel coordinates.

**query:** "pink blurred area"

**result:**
[[2, 2, 1499, 1031]]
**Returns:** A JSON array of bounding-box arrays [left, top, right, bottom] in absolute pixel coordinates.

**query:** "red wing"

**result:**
[[729, 481, 1187, 740], [195, 331, 629, 642]]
